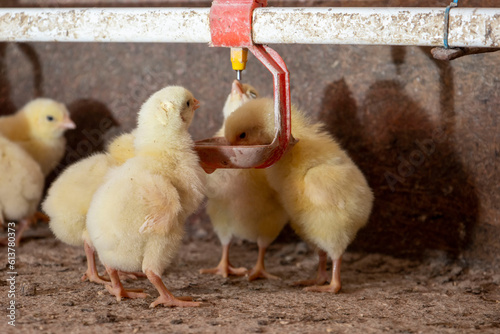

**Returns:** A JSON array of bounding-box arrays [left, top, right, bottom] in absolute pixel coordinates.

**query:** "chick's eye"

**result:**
[[248, 91, 257, 99], [46, 115, 54, 122], [239, 132, 246, 139], [186, 100, 190, 107]]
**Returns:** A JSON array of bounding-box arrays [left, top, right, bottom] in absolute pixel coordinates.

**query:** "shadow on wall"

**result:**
[[46, 98, 119, 189], [55, 99, 119, 171], [0, 42, 43, 115], [319, 48, 478, 259]]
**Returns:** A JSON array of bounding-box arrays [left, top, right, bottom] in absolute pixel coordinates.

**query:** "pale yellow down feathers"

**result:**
[[0, 135, 44, 224], [86, 86, 205, 276], [43, 132, 135, 247], [225, 98, 374, 261], [207, 83, 288, 249]]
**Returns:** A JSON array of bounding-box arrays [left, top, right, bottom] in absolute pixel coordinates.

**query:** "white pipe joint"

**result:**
[[0, 7, 498, 47]]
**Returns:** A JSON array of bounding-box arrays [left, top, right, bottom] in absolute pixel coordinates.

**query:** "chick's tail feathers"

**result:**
[[138, 177, 182, 235]]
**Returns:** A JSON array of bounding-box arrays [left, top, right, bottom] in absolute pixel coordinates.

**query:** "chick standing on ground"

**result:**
[[225, 98, 374, 292], [0, 98, 76, 175], [42, 132, 135, 284], [0, 135, 44, 245], [200, 81, 289, 281], [86, 86, 205, 307]]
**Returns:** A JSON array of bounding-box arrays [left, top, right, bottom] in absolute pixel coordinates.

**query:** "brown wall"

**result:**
[[1, 1, 498, 267]]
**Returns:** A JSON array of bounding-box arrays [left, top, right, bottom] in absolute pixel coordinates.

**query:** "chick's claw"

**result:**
[[146, 270, 200, 308], [118, 271, 147, 281], [248, 267, 280, 281], [248, 245, 279, 281], [175, 296, 194, 301], [81, 270, 109, 285], [104, 267, 147, 301], [292, 250, 330, 286], [303, 282, 341, 294], [150, 296, 201, 308], [199, 263, 247, 278], [199, 244, 247, 278], [105, 285, 148, 302], [292, 276, 329, 287]]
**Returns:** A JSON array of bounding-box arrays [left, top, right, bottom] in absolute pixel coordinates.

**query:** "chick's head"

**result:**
[[224, 98, 275, 146], [137, 86, 199, 133], [22, 98, 75, 140], [222, 80, 259, 119]]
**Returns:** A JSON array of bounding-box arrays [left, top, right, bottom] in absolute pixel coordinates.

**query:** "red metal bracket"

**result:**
[[210, 0, 267, 47], [195, 0, 294, 173]]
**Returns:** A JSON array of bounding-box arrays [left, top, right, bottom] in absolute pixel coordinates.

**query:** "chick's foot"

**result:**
[[81, 269, 109, 285], [146, 270, 200, 308], [199, 263, 247, 278], [248, 245, 279, 281], [105, 266, 147, 301], [304, 281, 341, 293], [150, 295, 201, 308], [292, 250, 330, 286], [248, 266, 280, 281], [303, 257, 342, 293], [105, 285, 147, 301], [292, 273, 330, 287], [199, 243, 247, 278], [118, 271, 147, 281], [102, 271, 147, 281]]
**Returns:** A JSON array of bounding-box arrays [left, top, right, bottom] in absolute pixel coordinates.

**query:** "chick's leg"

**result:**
[[248, 243, 280, 281], [13, 218, 31, 246], [1, 212, 51, 246], [146, 270, 200, 308], [81, 241, 109, 284], [117, 271, 147, 281], [304, 257, 342, 293], [292, 250, 330, 286], [199, 243, 247, 277], [104, 266, 147, 301]]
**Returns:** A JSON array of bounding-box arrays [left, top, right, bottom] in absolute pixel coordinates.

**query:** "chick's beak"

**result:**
[[231, 80, 244, 97], [60, 114, 76, 130], [193, 98, 200, 111]]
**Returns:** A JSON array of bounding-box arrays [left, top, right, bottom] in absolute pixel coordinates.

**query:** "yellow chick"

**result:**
[[0, 135, 44, 245], [200, 80, 289, 281], [0, 98, 76, 176], [42, 132, 135, 284], [225, 98, 374, 293], [86, 86, 205, 307]]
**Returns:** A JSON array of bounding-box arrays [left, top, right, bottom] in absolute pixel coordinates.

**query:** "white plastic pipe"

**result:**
[[0, 7, 498, 47], [252, 7, 500, 47], [0, 8, 211, 43]]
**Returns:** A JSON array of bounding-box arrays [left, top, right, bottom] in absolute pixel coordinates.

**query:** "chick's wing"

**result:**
[[138, 174, 182, 235]]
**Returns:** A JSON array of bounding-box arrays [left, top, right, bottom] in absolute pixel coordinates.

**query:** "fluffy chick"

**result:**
[[43, 132, 135, 284], [86, 86, 205, 307], [0, 98, 75, 176], [200, 81, 288, 281], [225, 98, 374, 293], [0, 135, 44, 245]]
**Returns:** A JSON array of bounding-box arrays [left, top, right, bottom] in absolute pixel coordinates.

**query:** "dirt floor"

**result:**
[[1, 222, 500, 334]]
